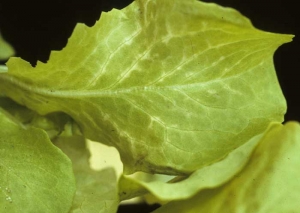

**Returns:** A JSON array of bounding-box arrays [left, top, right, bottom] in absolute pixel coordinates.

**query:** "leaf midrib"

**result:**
[[0, 73, 238, 98]]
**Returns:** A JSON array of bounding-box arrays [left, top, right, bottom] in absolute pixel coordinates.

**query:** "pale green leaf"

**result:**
[[0, 109, 75, 213], [0, 32, 14, 61], [153, 122, 300, 213], [0, 0, 292, 174], [119, 130, 263, 201], [53, 131, 119, 213]]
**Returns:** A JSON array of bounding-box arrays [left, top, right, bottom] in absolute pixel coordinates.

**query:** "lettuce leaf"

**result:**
[[0, 0, 292, 175], [0, 65, 8, 73], [0, 32, 14, 61], [119, 130, 263, 201], [53, 127, 119, 213], [153, 122, 300, 213], [0, 109, 75, 213], [0, 97, 35, 124], [0, 96, 75, 139]]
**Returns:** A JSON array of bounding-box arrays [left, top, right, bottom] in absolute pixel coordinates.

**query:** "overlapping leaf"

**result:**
[[54, 128, 119, 213], [0, 0, 292, 174], [154, 122, 300, 213], [119, 130, 263, 201], [0, 96, 75, 139], [0, 109, 75, 213], [0, 97, 35, 124], [0, 66, 7, 73]]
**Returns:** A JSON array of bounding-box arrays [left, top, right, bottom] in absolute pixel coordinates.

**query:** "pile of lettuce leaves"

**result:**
[[0, 0, 298, 212]]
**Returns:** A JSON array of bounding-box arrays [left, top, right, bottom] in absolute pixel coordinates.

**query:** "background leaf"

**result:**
[[0, 96, 75, 139], [153, 122, 300, 213], [0, 109, 75, 213], [0, 0, 292, 174], [53, 129, 119, 213], [0, 97, 35, 124], [0, 32, 14, 61]]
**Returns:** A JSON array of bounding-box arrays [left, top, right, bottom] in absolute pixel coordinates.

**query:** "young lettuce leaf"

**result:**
[[53, 126, 119, 213], [0, 0, 292, 175], [153, 122, 300, 213], [0, 109, 75, 213]]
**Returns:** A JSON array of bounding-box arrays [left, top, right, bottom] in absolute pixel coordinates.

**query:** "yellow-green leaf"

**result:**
[[154, 122, 300, 213], [119, 130, 263, 201], [0, 0, 292, 174], [0, 109, 75, 213]]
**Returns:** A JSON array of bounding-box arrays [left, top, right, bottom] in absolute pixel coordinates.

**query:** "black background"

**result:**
[[0, 0, 298, 212]]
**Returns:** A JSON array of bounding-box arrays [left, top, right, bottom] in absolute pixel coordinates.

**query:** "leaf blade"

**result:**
[[0, 32, 14, 61], [153, 122, 300, 213], [53, 132, 119, 213], [0, 0, 292, 174], [119, 130, 263, 202], [0, 109, 75, 213]]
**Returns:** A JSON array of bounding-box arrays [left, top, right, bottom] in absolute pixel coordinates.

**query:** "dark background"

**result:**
[[0, 0, 298, 212]]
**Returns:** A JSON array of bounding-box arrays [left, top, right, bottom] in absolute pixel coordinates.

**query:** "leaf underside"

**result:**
[[0, 0, 292, 175]]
